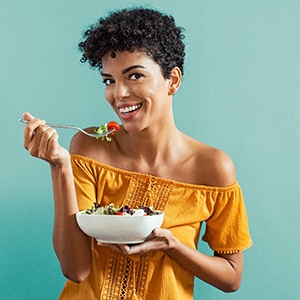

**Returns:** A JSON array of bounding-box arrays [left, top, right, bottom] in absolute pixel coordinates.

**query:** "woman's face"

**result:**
[[101, 51, 172, 133]]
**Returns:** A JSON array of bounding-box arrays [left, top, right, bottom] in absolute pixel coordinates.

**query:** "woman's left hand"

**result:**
[[97, 227, 176, 255]]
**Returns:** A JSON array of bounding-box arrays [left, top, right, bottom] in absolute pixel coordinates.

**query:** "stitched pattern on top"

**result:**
[[100, 175, 174, 299]]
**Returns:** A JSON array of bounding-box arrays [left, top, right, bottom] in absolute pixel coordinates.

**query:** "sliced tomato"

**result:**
[[107, 121, 120, 134], [116, 211, 123, 216]]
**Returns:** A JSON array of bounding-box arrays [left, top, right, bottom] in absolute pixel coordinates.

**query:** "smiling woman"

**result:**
[[21, 7, 252, 300], [100, 50, 180, 128]]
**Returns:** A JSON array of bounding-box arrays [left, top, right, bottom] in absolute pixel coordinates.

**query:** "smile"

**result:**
[[119, 104, 142, 114]]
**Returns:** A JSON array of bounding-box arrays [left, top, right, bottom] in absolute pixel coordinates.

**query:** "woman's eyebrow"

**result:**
[[101, 72, 112, 77], [101, 65, 146, 77], [122, 65, 145, 74]]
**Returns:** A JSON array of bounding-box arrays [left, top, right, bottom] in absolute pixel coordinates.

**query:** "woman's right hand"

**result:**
[[22, 112, 70, 168]]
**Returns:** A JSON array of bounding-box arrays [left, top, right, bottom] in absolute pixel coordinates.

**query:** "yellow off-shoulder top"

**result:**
[[59, 154, 252, 300]]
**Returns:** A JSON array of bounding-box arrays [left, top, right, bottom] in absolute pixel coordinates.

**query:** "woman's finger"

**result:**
[[22, 111, 35, 121], [38, 127, 57, 157], [25, 124, 49, 156], [23, 118, 46, 150]]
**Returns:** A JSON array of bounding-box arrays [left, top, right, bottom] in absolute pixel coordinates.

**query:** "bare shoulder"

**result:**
[[69, 127, 112, 160], [188, 138, 236, 187]]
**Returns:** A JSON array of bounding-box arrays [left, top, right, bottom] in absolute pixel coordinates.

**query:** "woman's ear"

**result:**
[[168, 67, 182, 95]]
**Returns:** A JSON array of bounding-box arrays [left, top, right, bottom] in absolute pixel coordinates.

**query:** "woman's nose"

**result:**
[[114, 82, 130, 100]]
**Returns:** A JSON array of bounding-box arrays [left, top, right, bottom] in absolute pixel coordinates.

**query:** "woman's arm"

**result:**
[[103, 228, 242, 292], [51, 163, 92, 283], [22, 112, 92, 282], [164, 231, 243, 292]]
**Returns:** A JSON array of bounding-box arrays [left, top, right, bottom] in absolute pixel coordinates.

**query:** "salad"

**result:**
[[83, 203, 159, 216], [94, 121, 120, 141]]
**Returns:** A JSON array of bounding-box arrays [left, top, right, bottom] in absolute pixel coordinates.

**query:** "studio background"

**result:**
[[1, 1, 299, 299]]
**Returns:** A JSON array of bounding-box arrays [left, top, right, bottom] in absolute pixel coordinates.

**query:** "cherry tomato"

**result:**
[[107, 121, 120, 134]]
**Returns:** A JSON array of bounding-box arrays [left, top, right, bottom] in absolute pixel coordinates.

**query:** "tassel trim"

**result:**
[[215, 244, 252, 254]]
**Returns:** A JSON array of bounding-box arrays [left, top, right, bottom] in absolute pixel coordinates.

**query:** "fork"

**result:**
[[19, 119, 116, 139]]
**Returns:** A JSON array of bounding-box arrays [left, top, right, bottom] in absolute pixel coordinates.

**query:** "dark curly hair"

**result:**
[[78, 7, 185, 78]]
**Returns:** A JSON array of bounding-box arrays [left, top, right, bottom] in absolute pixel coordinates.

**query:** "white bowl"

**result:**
[[76, 210, 164, 244]]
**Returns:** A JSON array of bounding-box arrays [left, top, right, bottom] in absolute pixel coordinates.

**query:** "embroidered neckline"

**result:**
[[71, 154, 239, 191]]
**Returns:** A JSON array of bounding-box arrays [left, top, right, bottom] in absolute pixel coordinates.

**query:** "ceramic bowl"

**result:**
[[76, 210, 164, 244]]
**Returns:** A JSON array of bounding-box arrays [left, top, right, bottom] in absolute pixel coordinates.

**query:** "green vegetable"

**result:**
[[94, 124, 112, 141], [83, 203, 159, 216]]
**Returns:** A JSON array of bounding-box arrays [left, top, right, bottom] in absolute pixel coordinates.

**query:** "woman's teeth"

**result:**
[[119, 104, 141, 114]]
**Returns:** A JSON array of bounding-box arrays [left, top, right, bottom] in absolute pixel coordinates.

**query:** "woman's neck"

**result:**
[[119, 122, 183, 166]]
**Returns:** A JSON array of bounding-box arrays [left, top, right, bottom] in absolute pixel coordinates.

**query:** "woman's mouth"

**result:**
[[118, 104, 142, 115]]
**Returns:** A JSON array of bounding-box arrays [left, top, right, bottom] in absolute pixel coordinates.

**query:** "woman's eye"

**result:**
[[102, 78, 114, 85], [129, 73, 144, 80]]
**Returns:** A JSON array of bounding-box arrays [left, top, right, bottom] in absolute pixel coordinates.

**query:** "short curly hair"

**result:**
[[78, 7, 185, 78]]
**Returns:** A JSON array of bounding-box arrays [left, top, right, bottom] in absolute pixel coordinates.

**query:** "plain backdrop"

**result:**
[[1, 1, 299, 299]]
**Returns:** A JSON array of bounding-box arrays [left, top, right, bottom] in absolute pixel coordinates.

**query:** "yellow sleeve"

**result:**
[[202, 184, 252, 253], [71, 155, 98, 211]]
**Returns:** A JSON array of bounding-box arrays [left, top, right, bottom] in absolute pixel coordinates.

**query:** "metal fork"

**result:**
[[19, 119, 116, 139]]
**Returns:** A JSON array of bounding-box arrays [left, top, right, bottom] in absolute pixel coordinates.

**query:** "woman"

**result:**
[[22, 7, 252, 300]]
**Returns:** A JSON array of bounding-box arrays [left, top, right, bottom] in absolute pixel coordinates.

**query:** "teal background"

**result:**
[[1, 0, 299, 299]]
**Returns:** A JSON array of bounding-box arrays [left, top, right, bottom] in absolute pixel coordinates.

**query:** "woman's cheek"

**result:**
[[132, 85, 152, 98]]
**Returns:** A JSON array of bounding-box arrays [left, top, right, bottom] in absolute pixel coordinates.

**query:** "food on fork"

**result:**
[[19, 118, 120, 140], [94, 121, 120, 141]]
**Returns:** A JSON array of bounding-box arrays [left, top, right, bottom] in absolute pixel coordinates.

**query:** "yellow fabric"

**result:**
[[59, 154, 252, 300]]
